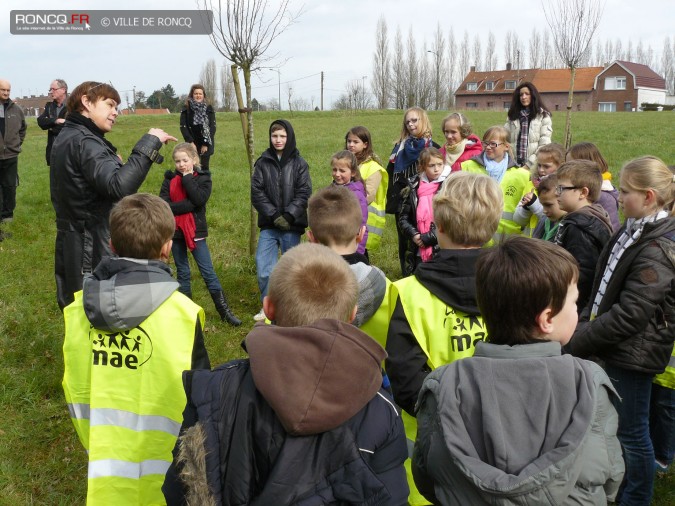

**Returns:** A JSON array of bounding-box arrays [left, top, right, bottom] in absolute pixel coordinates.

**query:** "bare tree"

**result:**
[[198, 0, 301, 253], [417, 45, 434, 109], [485, 31, 497, 71], [447, 27, 457, 106], [504, 31, 514, 67], [458, 31, 471, 83], [666, 37, 675, 94], [286, 83, 294, 112], [372, 15, 390, 109], [220, 61, 236, 111], [542, 32, 553, 69], [405, 27, 418, 107], [625, 39, 633, 62], [614, 38, 623, 61], [391, 26, 406, 109], [345, 79, 373, 110], [199, 58, 218, 108], [543, 0, 603, 148], [472, 35, 482, 71], [429, 23, 446, 110], [529, 29, 542, 68]]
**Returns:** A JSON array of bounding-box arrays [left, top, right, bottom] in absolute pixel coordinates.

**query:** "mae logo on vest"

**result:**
[[89, 325, 153, 370]]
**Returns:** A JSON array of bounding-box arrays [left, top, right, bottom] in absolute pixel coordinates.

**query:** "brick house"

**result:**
[[12, 94, 49, 117], [593, 60, 667, 112], [455, 60, 666, 112], [455, 65, 603, 112]]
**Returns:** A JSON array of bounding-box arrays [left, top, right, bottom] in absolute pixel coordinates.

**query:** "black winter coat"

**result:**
[[398, 175, 440, 276], [163, 360, 408, 505], [160, 169, 212, 240], [179, 104, 216, 155], [553, 205, 613, 313], [251, 120, 312, 234], [37, 100, 68, 165], [567, 218, 675, 375], [51, 117, 163, 309]]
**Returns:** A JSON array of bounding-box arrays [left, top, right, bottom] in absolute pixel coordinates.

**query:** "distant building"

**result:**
[[593, 60, 667, 112], [12, 94, 49, 117], [455, 60, 667, 112]]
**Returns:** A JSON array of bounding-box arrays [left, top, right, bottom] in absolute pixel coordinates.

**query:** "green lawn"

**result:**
[[0, 109, 673, 504]]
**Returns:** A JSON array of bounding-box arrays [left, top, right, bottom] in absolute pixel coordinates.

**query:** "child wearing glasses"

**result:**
[[514, 143, 565, 236], [553, 160, 612, 313], [398, 147, 449, 276], [565, 156, 675, 505], [461, 126, 530, 239]]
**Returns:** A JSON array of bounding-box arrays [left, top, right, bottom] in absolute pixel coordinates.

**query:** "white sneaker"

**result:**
[[253, 309, 266, 322]]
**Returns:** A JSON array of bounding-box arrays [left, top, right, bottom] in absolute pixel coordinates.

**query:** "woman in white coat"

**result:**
[[505, 82, 552, 169]]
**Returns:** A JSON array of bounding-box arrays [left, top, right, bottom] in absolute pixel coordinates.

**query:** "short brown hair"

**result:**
[[308, 186, 362, 248], [267, 243, 357, 327], [556, 159, 602, 202], [110, 194, 175, 260], [270, 123, 286, 134], [67, 81, 121, 114], [476, 236, 578, 345], [434, 172, 502, 246], [537, 173, 558, 196]]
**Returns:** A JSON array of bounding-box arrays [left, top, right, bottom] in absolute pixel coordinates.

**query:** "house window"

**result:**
[[487, 102, 494, 108], [577, 104, 581, 111], [466, 82, 478, 91], [504, 102, 510, 109], [555, 104, 560, 111], [466, 102, 478, 108], [604, 76, 627, 90], [598, 102, 616, 112], [505, 80, 517, 90], [624, 101, 632, 111], [485, 81, 495, 91]]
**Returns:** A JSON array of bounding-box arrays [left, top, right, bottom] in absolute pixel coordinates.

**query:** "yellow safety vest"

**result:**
[[654, 345, 675, 389], [360, 276, 395, 350], [461, 159, 531, 239], [392, 276, 488, 506], [359, 158, 388, 250], [63, 290, 205, 505]]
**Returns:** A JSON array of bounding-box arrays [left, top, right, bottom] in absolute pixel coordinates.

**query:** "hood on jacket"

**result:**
[[414, 249, 482, 314], [267, 119, 298, 168], [350, 262, 387, 327], [245, 318, 386, 436], [420, 341, 614, 502], [565, 203, 613, 238], [468, 151, 518, 170], [82, 256, 179, 332]]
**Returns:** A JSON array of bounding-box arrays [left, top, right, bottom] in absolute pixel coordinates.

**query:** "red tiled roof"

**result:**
[[614, 60, 666, 89], [531, 67, 603, 92]]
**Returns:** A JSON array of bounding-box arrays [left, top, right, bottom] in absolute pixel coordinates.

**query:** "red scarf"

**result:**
[[169, 173, 197, 251]]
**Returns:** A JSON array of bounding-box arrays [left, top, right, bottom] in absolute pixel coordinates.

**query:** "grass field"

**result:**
[[0, 109, 673, 504]]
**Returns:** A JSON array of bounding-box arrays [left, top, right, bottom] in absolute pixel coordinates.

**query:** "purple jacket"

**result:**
[[334, 181, 368, 254]]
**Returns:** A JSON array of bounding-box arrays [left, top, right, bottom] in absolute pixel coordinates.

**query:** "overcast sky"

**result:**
[[3, 0, 672, 108]]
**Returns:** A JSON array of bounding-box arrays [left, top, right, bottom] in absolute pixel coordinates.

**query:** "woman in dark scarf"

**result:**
[[386, 107, 438, 275], [505, 82, 552, 170], [180, 84, 216, 171]]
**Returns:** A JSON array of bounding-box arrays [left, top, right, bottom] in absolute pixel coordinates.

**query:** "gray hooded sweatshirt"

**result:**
[[413, 341, 624, 505]]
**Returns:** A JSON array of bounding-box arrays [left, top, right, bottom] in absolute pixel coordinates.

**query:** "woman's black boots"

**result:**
[[210, 291, 242, 326]]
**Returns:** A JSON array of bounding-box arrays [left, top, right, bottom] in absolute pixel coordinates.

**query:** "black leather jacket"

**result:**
[[567, 217, 675, 374], [51, 118, 163, 309], [38, 100, 67, 164]]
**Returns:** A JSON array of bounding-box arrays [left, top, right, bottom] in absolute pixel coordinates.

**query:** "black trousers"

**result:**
[[0, 156, 18, 219]]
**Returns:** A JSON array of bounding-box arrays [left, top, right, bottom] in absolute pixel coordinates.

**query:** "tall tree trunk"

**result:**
[[230, 65, 257, 255], [564, 66, 576, 150]]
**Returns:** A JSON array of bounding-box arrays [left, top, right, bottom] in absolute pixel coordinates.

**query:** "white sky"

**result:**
[[2, 0, 673, 108]]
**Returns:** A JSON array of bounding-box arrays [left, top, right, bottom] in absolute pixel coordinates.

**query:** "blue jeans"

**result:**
[[605, 364, 655, 506], [650, 382, 675, 466], [255, 228, 301, 300], [171, 238, 222, 296]]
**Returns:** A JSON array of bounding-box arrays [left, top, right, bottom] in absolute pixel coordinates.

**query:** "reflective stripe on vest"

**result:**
[[392, 276, 486, 506], [63, 289, 204, 504], [89, 459, 170, 479], [360, 159, 388, 250]]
